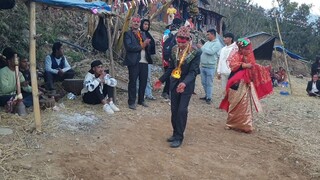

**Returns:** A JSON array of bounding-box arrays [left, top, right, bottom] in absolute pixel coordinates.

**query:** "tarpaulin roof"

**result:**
[[32, 0, 111, 12], [253, 37, 276, 61], [274, 45, 304, 60]]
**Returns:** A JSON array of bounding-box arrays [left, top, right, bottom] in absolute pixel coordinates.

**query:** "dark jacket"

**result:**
[[123, 29, 152, 66], [306, 80, 320, 93], [311, 62, 320, 76], [140, 19, 156, 55], [159, 45, 201, 95]]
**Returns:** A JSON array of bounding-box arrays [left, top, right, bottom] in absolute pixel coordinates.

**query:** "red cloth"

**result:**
[[219, 44, 273, 111]]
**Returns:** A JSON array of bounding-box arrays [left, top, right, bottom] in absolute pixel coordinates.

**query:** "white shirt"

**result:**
[[311, 82, 319, 93], [139, 49, 148, 63], [217, 42, 238, 74]]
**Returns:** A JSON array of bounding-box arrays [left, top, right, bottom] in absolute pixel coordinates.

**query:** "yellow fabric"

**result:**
[[167, 7, 177, 15]]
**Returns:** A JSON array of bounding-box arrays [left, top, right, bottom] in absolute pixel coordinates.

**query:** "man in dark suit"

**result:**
[[123, 16, 152, 110], [311, 55, 320, 76], [306, 74, 320, 96], [154, 26, 201, 148]]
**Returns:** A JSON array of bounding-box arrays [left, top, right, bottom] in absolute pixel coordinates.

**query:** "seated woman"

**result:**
[[275, 67, 287, 84], [81, 60, 120, 114]]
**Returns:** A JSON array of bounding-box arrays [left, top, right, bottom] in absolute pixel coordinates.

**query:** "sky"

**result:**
[[251, 0, 320, 16]]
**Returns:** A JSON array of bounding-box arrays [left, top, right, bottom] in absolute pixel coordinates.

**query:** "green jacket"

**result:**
[[0, 66, 32, 96]]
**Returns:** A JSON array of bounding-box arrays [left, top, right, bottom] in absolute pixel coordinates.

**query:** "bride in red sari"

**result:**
[[219, 38, 273, 133]]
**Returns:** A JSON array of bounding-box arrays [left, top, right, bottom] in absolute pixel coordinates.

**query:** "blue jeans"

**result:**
[[136, 64, 153, 98], [145, 64, 153, 97], [200, 67, 216, 99]]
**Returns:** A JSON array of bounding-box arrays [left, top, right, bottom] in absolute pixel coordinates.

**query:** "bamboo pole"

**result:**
[[29, 2, 42, 132], [275, 0, 293, 95], [106, 17, 117, 102], [111, 16, 120, 49], [149, 0, 174, 21], [115, 4, 136, 52]]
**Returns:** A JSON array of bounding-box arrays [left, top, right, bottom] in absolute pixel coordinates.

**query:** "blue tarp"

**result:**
[[32, 0, 111, 12], [274, 45, 304, 60]]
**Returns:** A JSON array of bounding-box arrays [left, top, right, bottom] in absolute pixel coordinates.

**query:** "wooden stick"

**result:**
[[274, 0, 293, 95], [115, 4, 136, 52], [106, 17, 117, 102], [14, 54, 22, 97], [111, 16, 120, 49], [29, 1, 42, 132]]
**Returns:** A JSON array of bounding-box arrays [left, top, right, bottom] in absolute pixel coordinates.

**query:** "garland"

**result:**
[[135, 31, 144, 47]]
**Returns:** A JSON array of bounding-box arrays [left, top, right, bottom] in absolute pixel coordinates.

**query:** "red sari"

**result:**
[[219, 44, 273, 133]]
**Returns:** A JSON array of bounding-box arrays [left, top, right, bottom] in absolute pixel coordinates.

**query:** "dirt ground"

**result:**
[[0, 75, 320, 180]]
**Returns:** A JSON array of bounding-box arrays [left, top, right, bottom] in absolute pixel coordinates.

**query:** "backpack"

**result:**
[[162, 33, 177, 61], [92, 17, 109, 52], [0, 0, 15, 10]]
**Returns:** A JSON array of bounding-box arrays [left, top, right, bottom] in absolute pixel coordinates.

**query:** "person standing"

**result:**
[[311, 55, 320, 76], [157, 0, 163, 22], [123, 16, 152, 110], [81, 60, 120, 114], [166, 4, 177, 25], [154, 26, 201, 148], [197, 29, 223, 104], [217, 33, 238, 94], [184, 16, 195, 30], [44, 42, 75, 91], [140, 19, 156, 100], [219, 38, 273, 133]]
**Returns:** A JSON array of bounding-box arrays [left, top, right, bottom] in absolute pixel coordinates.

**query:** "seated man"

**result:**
[[44, 42, 75, 90], [19, 56, 46, 93], [19, 56, 31, 84], [0, 48, 33, 109], [306, 74, 320, 96], [81, 60, 120, 114]]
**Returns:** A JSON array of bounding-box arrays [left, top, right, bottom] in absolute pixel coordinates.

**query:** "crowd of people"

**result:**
[[1, 5, 319, 148]]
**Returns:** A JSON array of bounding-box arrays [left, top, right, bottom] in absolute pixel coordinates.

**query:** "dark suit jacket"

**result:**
[[311, 62, 320, 75], [123, 30, 152, 66], [159, 45, 201, 95], [306, 80, 320, 93]]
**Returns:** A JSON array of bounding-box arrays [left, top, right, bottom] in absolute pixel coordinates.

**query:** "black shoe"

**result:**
[[199, 97, 206, 100], [206, 98, 211, 104], [170, 140, 182, 148], [128, 104, 136, 110], [166, 136, 175, 142], [138, 102, 148, 107], [161, 93, 169, 99]]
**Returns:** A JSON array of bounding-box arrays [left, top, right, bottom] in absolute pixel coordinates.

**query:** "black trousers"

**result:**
[[82, 84, 114, 105], [162, 67, 170, 95], [0, 92, 33, 107], [170, 89, 192, 141], [308, 92, 320, 97], [127, 63, 148, 105], [44, 69, 75, 90]]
